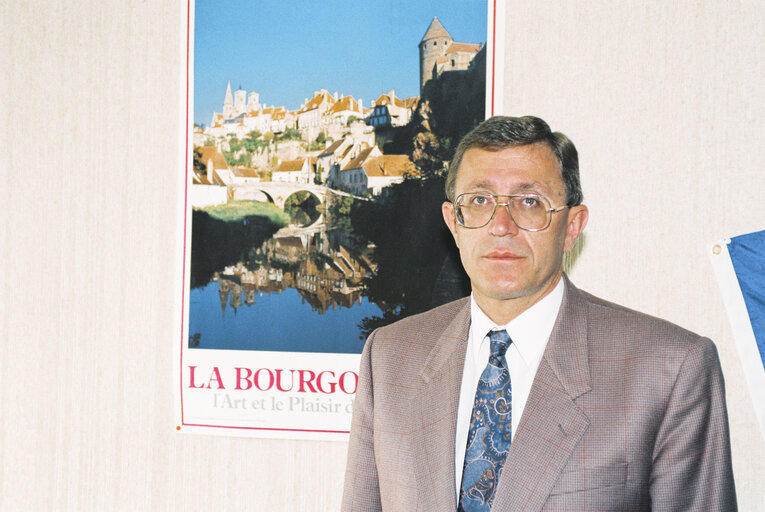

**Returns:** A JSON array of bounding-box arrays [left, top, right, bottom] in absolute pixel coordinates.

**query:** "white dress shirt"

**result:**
[[454, 278, 565, 496]]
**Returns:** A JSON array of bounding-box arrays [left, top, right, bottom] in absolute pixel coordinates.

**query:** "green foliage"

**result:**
[[228, 136, 242, 152], [197, 200, 290, 225], [347, 115, 360, 126], [222, 150, 250, 166], [316, 131, 326, 144], [284, 191, 321, 226], [352, 175, 469, 336], [189, 208, 285, 288], [327, 194, 355, 231], [242, 138, 257, 153], [192, 148, 207, 174], [276, 127, 302, 141], [203, 139, 215, 146]]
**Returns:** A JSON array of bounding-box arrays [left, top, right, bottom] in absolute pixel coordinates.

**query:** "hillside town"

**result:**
[[191, 17, 483, 205]]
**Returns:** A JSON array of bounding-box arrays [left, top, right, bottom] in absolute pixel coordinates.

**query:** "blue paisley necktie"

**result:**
[[458, 329, 512, 512]]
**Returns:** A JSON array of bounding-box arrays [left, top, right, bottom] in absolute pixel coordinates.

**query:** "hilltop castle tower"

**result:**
[[419, 17, 453, 93]]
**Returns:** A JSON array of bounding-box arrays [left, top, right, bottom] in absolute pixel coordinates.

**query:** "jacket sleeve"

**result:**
[[649, 338, 737, 511], [341, 329, 382, 511]]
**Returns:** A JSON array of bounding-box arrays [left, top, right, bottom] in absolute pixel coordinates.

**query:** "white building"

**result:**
[[272, 157, 315, 184], [364, 155, 417, 195]]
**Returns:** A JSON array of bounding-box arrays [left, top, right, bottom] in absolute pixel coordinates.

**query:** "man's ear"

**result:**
[[442, 201, 458, 240], [564, 204, 588, 252]]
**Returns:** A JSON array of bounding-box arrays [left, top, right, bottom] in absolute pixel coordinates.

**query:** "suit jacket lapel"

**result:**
[[494, 276, 593, 511], [416, 298, 471, 510]]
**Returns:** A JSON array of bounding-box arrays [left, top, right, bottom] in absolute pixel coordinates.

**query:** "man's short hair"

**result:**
[[445, 115, 583, 206]]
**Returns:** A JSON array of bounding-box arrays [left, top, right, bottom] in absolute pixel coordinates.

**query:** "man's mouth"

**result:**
[[484, 250, 523, 260]]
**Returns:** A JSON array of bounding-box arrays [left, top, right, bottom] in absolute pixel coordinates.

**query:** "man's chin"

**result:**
[[473, 281, 530, 301]]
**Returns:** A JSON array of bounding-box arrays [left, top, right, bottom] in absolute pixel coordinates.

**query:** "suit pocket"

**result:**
[[549, 461, 628, 496]]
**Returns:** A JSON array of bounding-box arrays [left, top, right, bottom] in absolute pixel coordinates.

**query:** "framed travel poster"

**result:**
[[175, 0, 503, 439]]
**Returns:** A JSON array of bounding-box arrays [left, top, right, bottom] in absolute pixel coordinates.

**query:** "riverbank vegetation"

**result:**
[[196, 200, 290, 226], [352, 174, 470, 336], [190, 202, 288, 288]]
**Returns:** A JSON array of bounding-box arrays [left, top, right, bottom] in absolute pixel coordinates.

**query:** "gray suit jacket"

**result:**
[[342, 276, 736, 511]]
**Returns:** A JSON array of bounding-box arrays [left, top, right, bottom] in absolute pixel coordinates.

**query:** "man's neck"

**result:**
[[473, 272, 563, 325]]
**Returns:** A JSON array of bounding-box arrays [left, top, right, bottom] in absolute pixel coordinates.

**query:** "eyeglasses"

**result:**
[[453, 193, 568, 231]]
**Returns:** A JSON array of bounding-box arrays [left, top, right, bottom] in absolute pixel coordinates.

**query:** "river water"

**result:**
[[188, 218, 384, 354]]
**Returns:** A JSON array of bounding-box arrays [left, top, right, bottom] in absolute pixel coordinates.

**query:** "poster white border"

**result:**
[[174, 0, 502, 440]]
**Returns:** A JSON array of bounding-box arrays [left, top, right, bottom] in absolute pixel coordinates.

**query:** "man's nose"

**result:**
[[489, 203, 519, 236]]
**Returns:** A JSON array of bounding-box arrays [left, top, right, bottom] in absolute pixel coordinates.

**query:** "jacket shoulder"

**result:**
[[574, 287, 713, 354], [373, 296, 470, 340], [364, 297, 470, 364]]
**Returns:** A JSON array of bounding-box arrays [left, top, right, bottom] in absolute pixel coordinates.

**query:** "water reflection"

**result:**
[[189, 211, 383, 353], [188, 177, 470, 353], [213, 224, 374, 317]]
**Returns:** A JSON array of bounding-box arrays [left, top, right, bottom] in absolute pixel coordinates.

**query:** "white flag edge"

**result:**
[[709, 239, 765, 442]]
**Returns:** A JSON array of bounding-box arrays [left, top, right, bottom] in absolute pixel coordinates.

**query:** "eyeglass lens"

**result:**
[[457, 194, 551, 230]]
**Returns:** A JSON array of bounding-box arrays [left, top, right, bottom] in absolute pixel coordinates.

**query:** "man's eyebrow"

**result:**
[[464, 181, 494, 191], [516, 183, 540, 191], [464, 182, 544, 193]]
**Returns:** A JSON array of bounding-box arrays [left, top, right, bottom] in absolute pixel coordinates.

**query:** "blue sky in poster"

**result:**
[[193, 0, 487, 127]]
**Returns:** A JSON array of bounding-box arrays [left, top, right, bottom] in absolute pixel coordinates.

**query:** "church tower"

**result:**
[[223, 81, 234, 119], [419, 17, 452, 93], [247, 91, 260, 112], [234, 85, 247, 116]]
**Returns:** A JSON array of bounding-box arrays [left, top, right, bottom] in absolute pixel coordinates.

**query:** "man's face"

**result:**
[[442, 143, 588, 315]]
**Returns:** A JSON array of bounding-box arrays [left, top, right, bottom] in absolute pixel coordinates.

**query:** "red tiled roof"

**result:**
[[231, 167, 259, 178], [343, 146, 376, 171], [445, 42, 481, 54], [197, 146, 228, 170], [374, 93, 418, 109], [329, 96, 361, 114], [301, 90, 335, 113], [319, 139, 344, 157], [363, 155, 417, 177], [274, 158, 305, 173]]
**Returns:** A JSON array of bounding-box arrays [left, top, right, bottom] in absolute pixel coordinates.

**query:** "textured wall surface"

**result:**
[[1, 0, 762, 510], [501, 1, 764, 509]]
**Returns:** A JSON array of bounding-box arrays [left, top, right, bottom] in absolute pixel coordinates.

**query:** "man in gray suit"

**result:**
[[342, 116, 736, 511]]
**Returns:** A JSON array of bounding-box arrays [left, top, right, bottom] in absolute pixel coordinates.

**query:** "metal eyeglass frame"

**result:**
[[453, 192, 569, 231]]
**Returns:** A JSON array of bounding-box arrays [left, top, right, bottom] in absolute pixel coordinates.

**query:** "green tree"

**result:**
[[228, 136, 242, 152], [276, 127, 302, 141], [352, 175, 469, 336]]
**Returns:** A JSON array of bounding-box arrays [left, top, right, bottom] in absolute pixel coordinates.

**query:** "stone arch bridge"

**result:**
[[228, 182, 364, 209]]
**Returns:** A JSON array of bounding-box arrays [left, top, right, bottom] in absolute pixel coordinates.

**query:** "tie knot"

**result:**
[[488, 329, 511, 358]]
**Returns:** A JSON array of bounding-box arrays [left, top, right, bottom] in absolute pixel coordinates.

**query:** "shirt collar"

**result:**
[[469, 277, 565, 365]]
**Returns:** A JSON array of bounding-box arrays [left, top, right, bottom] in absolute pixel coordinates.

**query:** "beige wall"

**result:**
[[501, 1, 764, 508], [1, 0, 762, 510]]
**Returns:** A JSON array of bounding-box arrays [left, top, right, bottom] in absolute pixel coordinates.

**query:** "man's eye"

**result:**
[[521, 196, 540, 208], [471, 195, 491, 206]]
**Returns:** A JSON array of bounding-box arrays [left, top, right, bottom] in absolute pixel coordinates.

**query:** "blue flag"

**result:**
[[728, 231, 765, 372], [711, 229, 765, 441]]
